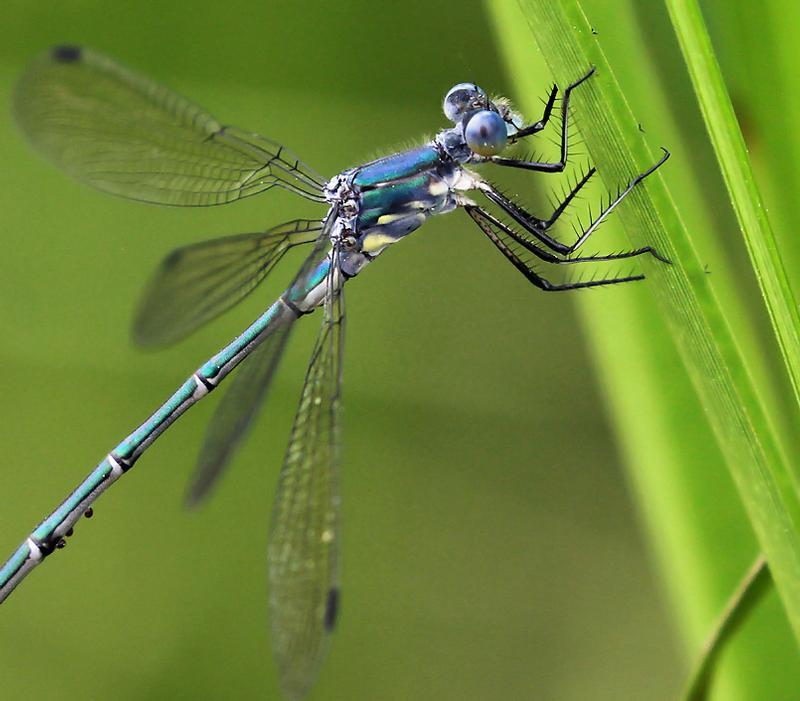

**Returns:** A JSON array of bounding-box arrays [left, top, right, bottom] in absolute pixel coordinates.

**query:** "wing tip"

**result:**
[[51, 45, 83, 64], [129, 324, 169, 351], [183, 467, 215, 510], [183, 485, 206, 510], [324, 587, 340, 632]]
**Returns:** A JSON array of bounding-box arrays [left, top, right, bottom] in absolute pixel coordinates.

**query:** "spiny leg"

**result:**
[[508, 83, 559, 141], [467, 205, 661, 266], [464, 205, 645, 292], [568, 148, 670, 258], [491, 67, 595, 173], [479, 165, 597, 254], [478, 149, 671, 263]]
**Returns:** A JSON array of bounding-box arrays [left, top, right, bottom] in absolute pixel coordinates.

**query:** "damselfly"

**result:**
[[0, 46, 669, 699]]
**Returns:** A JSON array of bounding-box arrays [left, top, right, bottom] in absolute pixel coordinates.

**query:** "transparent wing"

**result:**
[[15, 46, 327, 206], [185, 213, 338, 505], [186, 319, 294, 506], [268, 244, 345, 700], [132, 218, 323, 348]]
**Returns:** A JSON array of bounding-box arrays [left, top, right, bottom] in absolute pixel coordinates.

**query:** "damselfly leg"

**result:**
[[493, 67, 595, 172], [507, 82, 558, 141], [479, 149, 670, 262], [467, 147, 671, 291]]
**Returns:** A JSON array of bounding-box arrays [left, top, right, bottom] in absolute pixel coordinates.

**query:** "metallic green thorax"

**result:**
[[351, 145, 459, 254]]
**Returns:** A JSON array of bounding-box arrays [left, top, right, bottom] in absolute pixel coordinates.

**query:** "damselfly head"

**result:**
[[444, 83, 517, 157]]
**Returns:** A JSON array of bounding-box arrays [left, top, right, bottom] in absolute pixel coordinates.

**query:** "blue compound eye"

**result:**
[[443, 82, 487, 122], [464, 110, 508, 156]]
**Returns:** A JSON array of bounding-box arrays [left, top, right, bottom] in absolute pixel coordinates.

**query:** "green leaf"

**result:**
[[487, 0, 800, 661], [664, 0, 800, 472]]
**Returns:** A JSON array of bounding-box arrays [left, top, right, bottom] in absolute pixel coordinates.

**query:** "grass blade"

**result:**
[[664, 0, 800, 460], [488, 0, 800, 647], [682, 556, 771, 701]]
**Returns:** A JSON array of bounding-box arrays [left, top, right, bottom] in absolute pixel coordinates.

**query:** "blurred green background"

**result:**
[[1, 1, 791, 699]]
